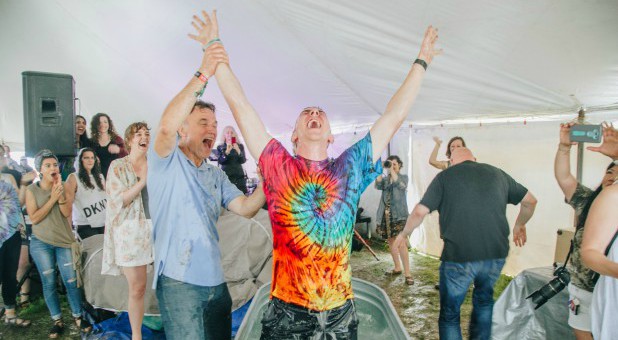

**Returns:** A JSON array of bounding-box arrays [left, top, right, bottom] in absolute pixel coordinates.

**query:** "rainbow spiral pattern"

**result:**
[[259, 134, 379, 311]]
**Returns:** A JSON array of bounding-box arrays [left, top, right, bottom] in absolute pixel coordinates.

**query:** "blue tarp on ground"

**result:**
[[86, 299, 252, 339]]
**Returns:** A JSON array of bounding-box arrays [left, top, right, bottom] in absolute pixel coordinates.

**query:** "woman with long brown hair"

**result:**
[[90, 113, 128, 178]]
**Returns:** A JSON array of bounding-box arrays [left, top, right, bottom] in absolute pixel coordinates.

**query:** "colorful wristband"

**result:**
[[194, 71, 209, 83], [202, 38, 222, 51]]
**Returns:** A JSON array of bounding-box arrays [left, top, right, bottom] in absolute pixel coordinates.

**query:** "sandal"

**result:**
[[5, 315, 32, 328], [405, 276, 415, 285], [18, 292, 30, 308], [75, 316, 93, 333], [49, 319, 64, 338], [386, 270, 403, 276]]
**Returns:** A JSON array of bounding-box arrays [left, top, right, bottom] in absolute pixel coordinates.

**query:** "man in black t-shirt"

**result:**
[[394, 147, 537, 340]]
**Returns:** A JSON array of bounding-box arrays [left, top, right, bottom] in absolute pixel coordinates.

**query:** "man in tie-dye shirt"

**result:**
[[195, 9, 440, 338]]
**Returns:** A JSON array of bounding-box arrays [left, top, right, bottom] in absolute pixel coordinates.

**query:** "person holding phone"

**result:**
[[217, 126, 248, 193], [555, 122, 617, 340]]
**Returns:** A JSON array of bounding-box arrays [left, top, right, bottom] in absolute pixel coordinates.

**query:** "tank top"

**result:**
[[27, 182, 75, 248], [71, 173, 107, 228]]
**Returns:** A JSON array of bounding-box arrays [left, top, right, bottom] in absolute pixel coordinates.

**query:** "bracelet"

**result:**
[[194, 71, 208, 98], [201, 38, 222, 51], [58, 200, 67, 205], [194, 71, 209, 83], [413, 58, 428, 71]]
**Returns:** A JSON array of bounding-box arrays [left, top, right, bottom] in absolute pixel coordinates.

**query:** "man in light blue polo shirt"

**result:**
[[147, 36, 266, 338]]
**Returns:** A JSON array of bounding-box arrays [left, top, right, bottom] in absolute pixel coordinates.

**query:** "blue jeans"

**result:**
[[156, 275, 232, 340], [439, 258, 505, 340], [29, 236, 83, 320]]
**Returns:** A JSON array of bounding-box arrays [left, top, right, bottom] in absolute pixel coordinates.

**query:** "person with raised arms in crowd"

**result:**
[[191, 9, 440, 338], [146, 12, 266, 339]]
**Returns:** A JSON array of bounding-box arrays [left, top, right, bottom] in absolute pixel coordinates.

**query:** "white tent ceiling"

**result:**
[[1, 0, 618, 147]]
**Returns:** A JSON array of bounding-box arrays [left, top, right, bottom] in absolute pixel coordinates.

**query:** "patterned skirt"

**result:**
[[376, 206, 406, 239]]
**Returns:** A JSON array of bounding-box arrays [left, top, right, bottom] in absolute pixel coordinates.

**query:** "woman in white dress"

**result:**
[[102, 122, 152, 340]]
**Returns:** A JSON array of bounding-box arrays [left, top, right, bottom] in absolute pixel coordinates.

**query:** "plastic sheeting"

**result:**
[[81, 208, 272, 314], [492, 266, 574, 340]]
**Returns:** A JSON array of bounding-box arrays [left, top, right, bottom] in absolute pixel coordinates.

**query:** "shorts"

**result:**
[[567, 282, 592, 332], [260, 298, 358, 339]]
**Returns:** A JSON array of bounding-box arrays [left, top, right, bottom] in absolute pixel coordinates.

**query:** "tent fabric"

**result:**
[[81, 209, 272, 314], [2, 0, 618, 148], [2, 0, 618, 278]]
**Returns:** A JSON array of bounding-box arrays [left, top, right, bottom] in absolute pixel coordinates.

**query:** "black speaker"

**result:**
[[22, 71, 76, 157]]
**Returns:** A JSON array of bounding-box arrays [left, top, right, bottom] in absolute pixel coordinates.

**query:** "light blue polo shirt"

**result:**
[[147, 140, 243, 288]]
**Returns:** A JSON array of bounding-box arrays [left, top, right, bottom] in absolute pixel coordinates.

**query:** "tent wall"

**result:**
[[406, 121, 613, 276]]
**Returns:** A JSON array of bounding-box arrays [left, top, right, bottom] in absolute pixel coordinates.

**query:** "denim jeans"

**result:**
[[260, 297, 359, 340], [156, 275, 232, 340], [29, 236, 83, 320], [439, 258, 505, 340]]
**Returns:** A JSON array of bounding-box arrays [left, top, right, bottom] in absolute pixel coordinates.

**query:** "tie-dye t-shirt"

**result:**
[[258, 133, 381, 311]]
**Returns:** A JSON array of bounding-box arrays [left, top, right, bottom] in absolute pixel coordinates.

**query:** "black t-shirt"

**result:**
[[1, 166, 22, 188], [420, 161, 528, 262]]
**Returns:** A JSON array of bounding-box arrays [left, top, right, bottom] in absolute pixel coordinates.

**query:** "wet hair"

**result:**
[[577, 161, 617, 230], [34, 149, 58, 172], [75, 148, 104, 191], [387, 155, 403, 168], [124, 122, 151, 153], [446, 136, 466, 159], [90, 113, 121, 144], [192, 100, 216, 113]]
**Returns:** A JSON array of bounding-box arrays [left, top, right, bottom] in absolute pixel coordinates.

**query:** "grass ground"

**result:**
[[0, 243, 511, 339]]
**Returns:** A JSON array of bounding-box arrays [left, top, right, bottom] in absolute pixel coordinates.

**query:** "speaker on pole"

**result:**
[[22, 71, 76, 157]]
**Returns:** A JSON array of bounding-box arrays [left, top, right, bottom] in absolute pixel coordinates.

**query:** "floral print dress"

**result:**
[[102, 156, 152, 275]]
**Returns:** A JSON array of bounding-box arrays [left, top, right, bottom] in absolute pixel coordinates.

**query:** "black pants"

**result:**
[[0, 232, 21, 308], [76, 225, 105, 240], [260, 298, 359, 340]]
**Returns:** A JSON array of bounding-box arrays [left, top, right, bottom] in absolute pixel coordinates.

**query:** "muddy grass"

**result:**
[[1, 244, 511, 339], [350, 241, 512, 340]]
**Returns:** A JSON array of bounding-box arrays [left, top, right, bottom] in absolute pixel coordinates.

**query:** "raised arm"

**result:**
[[554, 123, 578, 200], [429, 137, 449, 170], [581, 184, 618, 278], [369, 26, 441, 162], [154, 10, 230, 158], [190, 10, 271, 160]]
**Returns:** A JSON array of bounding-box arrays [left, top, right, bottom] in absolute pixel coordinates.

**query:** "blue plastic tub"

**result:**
[[235, 277, 410, 339]]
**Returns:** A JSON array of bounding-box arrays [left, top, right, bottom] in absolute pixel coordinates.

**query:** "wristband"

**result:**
[[413, 58, 428, 71], [202, 38, 222, 51], [194, 71, 209, 83]]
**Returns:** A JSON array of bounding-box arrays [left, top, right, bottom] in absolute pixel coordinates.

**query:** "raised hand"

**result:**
[[587, 122, 618, 160], [108, 144, 121, 154], [51, 180, 64, 202], [433, 136, 442, 144], [559, 122, 576, 147], [188, 10, 220, 46], [417, 26, 442, 65]]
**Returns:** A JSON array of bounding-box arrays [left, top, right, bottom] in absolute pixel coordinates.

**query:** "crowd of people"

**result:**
[[1, 8, 617, 340]]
